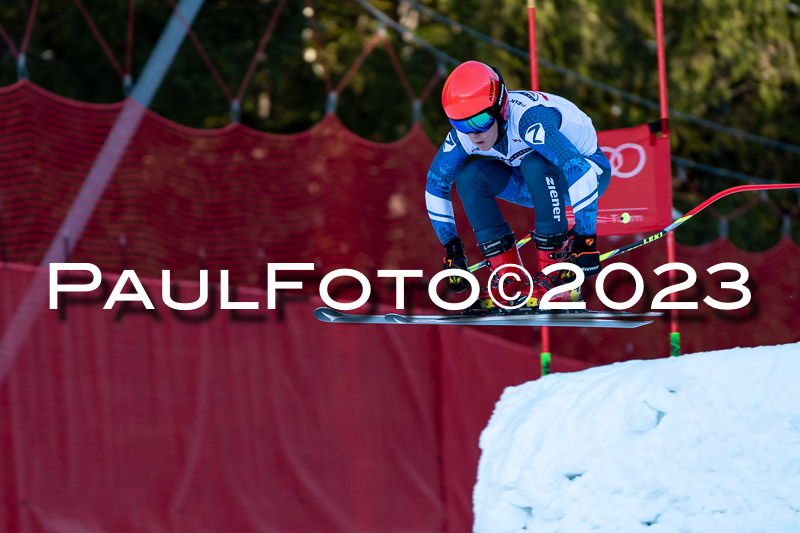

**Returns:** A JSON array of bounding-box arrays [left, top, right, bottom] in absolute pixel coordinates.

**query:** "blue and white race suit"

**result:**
[[425, 90, 611, 245]]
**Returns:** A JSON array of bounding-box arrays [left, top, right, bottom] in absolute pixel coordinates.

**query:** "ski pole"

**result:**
[[599, 183, 800, 261], [467, 213, 626, 272], [467, 183, 800, 271]]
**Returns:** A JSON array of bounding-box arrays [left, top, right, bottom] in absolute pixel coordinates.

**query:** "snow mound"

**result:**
[[474, 343, 800, 533]]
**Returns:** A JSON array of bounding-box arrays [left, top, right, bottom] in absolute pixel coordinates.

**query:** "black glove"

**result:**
[[570, 233, 601, 277], [443, 237, 470, 292]]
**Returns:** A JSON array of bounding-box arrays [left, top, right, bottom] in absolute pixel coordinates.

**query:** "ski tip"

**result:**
[[384, 313, 413, 324], [313, 307, 346, 322]]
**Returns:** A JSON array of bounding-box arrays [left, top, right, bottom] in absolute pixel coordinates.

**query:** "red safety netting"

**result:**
[[0, 80, 669, 282], [0, 80, 437, 283], [0, 263, 589, 533]]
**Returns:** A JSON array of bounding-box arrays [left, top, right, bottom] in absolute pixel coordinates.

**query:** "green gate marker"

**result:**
[[670, 331, 681, 357], [541, 351, 551, 376]]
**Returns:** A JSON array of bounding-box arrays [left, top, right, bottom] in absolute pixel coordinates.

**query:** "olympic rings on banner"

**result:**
[[601, 143, 647, 179]]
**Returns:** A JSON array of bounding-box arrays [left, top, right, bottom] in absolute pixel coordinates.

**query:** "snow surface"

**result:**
[[474, 343, 800, 533]]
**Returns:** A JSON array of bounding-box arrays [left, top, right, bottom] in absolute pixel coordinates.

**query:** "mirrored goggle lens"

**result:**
[[448, 112, 494, 134]]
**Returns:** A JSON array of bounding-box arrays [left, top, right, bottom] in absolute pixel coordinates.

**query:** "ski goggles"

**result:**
[[448, 111, 495, 134]]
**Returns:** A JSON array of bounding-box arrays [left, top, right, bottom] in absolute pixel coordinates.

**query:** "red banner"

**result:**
[[595, 124, 673, 236]]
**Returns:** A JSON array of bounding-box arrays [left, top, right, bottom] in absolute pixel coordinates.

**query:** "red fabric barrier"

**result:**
[[0, 264, 588, 533], [4, 241, 797, 532]]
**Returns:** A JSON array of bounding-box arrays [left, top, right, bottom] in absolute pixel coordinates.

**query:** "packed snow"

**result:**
[[474, 343, 800, 532]]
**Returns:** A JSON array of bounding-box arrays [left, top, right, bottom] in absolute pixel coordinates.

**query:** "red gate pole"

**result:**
[[527, 0, 550, 374], [527, 0, 539, 91], [654, 0, 680, 356], [655, 0, 669, 136]]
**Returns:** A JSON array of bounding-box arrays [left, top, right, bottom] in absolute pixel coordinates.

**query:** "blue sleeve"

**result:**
[[519, 107, 600, 233], [425, 129, 468, 245]]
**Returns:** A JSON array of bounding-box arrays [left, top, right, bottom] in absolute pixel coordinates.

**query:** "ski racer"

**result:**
[[427, 60, 612, 309]]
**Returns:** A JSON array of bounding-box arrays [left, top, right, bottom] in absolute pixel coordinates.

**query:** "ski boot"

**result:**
[[475, 233, 575, 312], [526, 229, 583, 309], [475, 233, 529, 311]]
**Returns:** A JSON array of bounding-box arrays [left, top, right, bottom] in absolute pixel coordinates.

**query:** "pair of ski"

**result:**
[[314, 307, 660, 328]]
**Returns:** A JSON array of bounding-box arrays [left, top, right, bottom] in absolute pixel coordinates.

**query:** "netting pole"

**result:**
[[16, 0, 39, 79], [0, 0, 207, 383], [654, 0, 678, 357], [17, 53, 27, 80], [124, 0, 135, 94]]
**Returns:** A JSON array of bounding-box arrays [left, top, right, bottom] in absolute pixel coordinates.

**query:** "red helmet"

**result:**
[[442, 61, 509, 132]]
